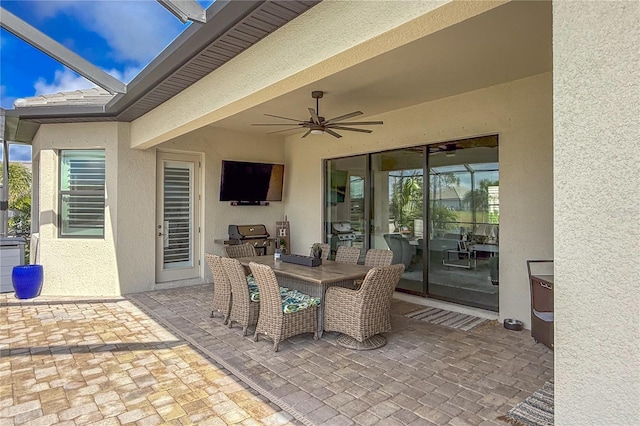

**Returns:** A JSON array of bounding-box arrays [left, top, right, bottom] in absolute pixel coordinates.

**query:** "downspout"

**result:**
[[0, 109, 8, 237], [1, 134, 8, 238]]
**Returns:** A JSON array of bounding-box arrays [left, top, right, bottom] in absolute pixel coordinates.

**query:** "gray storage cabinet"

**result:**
[[0, 237, 26, 292]]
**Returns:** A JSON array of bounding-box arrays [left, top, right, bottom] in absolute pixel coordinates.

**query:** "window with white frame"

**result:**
[[59, 150, 105, 238]]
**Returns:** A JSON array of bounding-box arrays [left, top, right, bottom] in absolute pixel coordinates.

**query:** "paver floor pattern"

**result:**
[[0, 295, 297, 426], [1, 284, 553, 425], [128, 285, 553, 426]]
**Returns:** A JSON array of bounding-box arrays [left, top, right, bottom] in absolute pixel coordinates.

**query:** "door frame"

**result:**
[[155, 150, 203, 283]]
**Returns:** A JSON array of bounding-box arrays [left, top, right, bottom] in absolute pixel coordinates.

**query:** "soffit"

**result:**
[[213, 0, 552, 136]]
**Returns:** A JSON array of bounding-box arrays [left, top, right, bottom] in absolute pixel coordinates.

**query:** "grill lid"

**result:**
[[228, 224, 269, 239], [332, 222, 353, 234]]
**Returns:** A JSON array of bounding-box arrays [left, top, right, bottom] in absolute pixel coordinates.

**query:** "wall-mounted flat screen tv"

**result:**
[[219, 160, 284, 201]]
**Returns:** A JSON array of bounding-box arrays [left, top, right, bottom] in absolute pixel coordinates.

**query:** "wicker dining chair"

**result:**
[[334, 246, 361, 264], [309, 243, 330, 260], [324, 263, 405, 350], [205, 253, 232, 324], [221, 257, 260, 336], [352, 248, 395, 288], [248, 262, 319, 352], [364, 248, 394, 267], [224, 243, 257, 258]]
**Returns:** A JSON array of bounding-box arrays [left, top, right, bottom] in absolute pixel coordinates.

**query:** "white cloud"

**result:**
[[87, 2, 184, 64], [105, 66, 143, 84], [30, 64, 142, 97], [31, 0, 184, 66], [33, 69, 94, 95]]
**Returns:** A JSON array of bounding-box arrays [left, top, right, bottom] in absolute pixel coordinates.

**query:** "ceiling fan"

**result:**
[[252, 91, 383, 138], [431, 143, 458, 156]]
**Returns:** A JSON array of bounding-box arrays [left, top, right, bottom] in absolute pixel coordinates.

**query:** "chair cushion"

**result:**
[[245, 275, 289, 302], [281, 289, 320, 314]]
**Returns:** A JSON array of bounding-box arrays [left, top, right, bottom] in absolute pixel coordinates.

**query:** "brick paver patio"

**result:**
[[0, 294, 297, 426], [1, 285, 553, 425]]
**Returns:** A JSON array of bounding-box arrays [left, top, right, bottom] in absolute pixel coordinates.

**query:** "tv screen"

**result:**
[[220, 160, 284, 201]]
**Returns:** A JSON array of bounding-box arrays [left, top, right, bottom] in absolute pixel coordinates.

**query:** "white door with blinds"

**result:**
[[156, 152, 201, 283]]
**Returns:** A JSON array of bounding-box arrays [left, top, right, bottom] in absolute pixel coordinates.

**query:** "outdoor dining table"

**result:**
[[236, 255, 373, 336]]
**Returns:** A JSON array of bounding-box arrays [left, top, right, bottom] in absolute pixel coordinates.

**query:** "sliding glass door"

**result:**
[[325, 156, 367, 261], [371, 148, 426, 295], [427, 136, 499, 311], [323, 135, 499, 311]]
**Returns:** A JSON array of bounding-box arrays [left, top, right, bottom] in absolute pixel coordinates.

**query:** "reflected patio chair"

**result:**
[[383, 233, 415, 270], [335, 246, 360, 264], [324, 263, 404, 350], [221, 257, 260, 336], [205, 253, 232, 324], [364, 248, 394, 267], [249, 262, 319, 352], [224, 243, 257, 258], [309, 243, 330, 260]]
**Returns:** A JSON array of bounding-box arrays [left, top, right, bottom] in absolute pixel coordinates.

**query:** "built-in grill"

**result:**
[[228, 224, 270, 255], [329, 221, 357, 253]]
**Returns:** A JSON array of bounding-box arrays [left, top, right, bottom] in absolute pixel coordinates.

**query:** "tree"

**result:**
[[463, 179, 499, 212], [7, 162, 32, 239], [389, 173, 423, 233]]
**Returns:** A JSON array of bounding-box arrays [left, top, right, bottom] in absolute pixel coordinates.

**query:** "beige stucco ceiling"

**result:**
[[214, 0, 551, 137]]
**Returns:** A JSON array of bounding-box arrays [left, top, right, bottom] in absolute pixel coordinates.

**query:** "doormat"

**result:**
[[404, 307, 488, 331], [497, 380, 554, 426]]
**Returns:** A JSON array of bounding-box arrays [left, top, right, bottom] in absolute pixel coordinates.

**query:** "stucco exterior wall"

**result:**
[[31, 122, 121, 296], [553, 1, 640, 423], [31, 122, 285, 295], [157, 126, 286, 274], [285, 72, 553, 327], [114, 124, 156, 294]]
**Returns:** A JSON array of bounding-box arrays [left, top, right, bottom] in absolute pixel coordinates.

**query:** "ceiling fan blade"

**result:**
[[267, 127, 303, 134], [252, 123, 302, 126], [330, 121, 383, 126], [328, 126, 373, 133], [301, 129, 312, 138], [325, 111, 362, 124], [308, 108, 321, 125], [324, 128, 342, 138], [263, 113, 304, 122]]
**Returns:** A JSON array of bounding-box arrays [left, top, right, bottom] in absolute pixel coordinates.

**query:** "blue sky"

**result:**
[[1, 0, 212, 161]]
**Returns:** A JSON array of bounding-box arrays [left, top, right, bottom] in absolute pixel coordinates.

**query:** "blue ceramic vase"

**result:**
[[12, 265, 44, 299]]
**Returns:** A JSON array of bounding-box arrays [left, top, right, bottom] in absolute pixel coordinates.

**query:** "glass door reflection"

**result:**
[[325, 156, 367, 261], [427, 138, 499, 311], [371, 148, 425, 295]]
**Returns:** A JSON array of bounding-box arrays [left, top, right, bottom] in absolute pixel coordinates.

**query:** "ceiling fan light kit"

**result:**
[[252, 91, 383, 138]]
